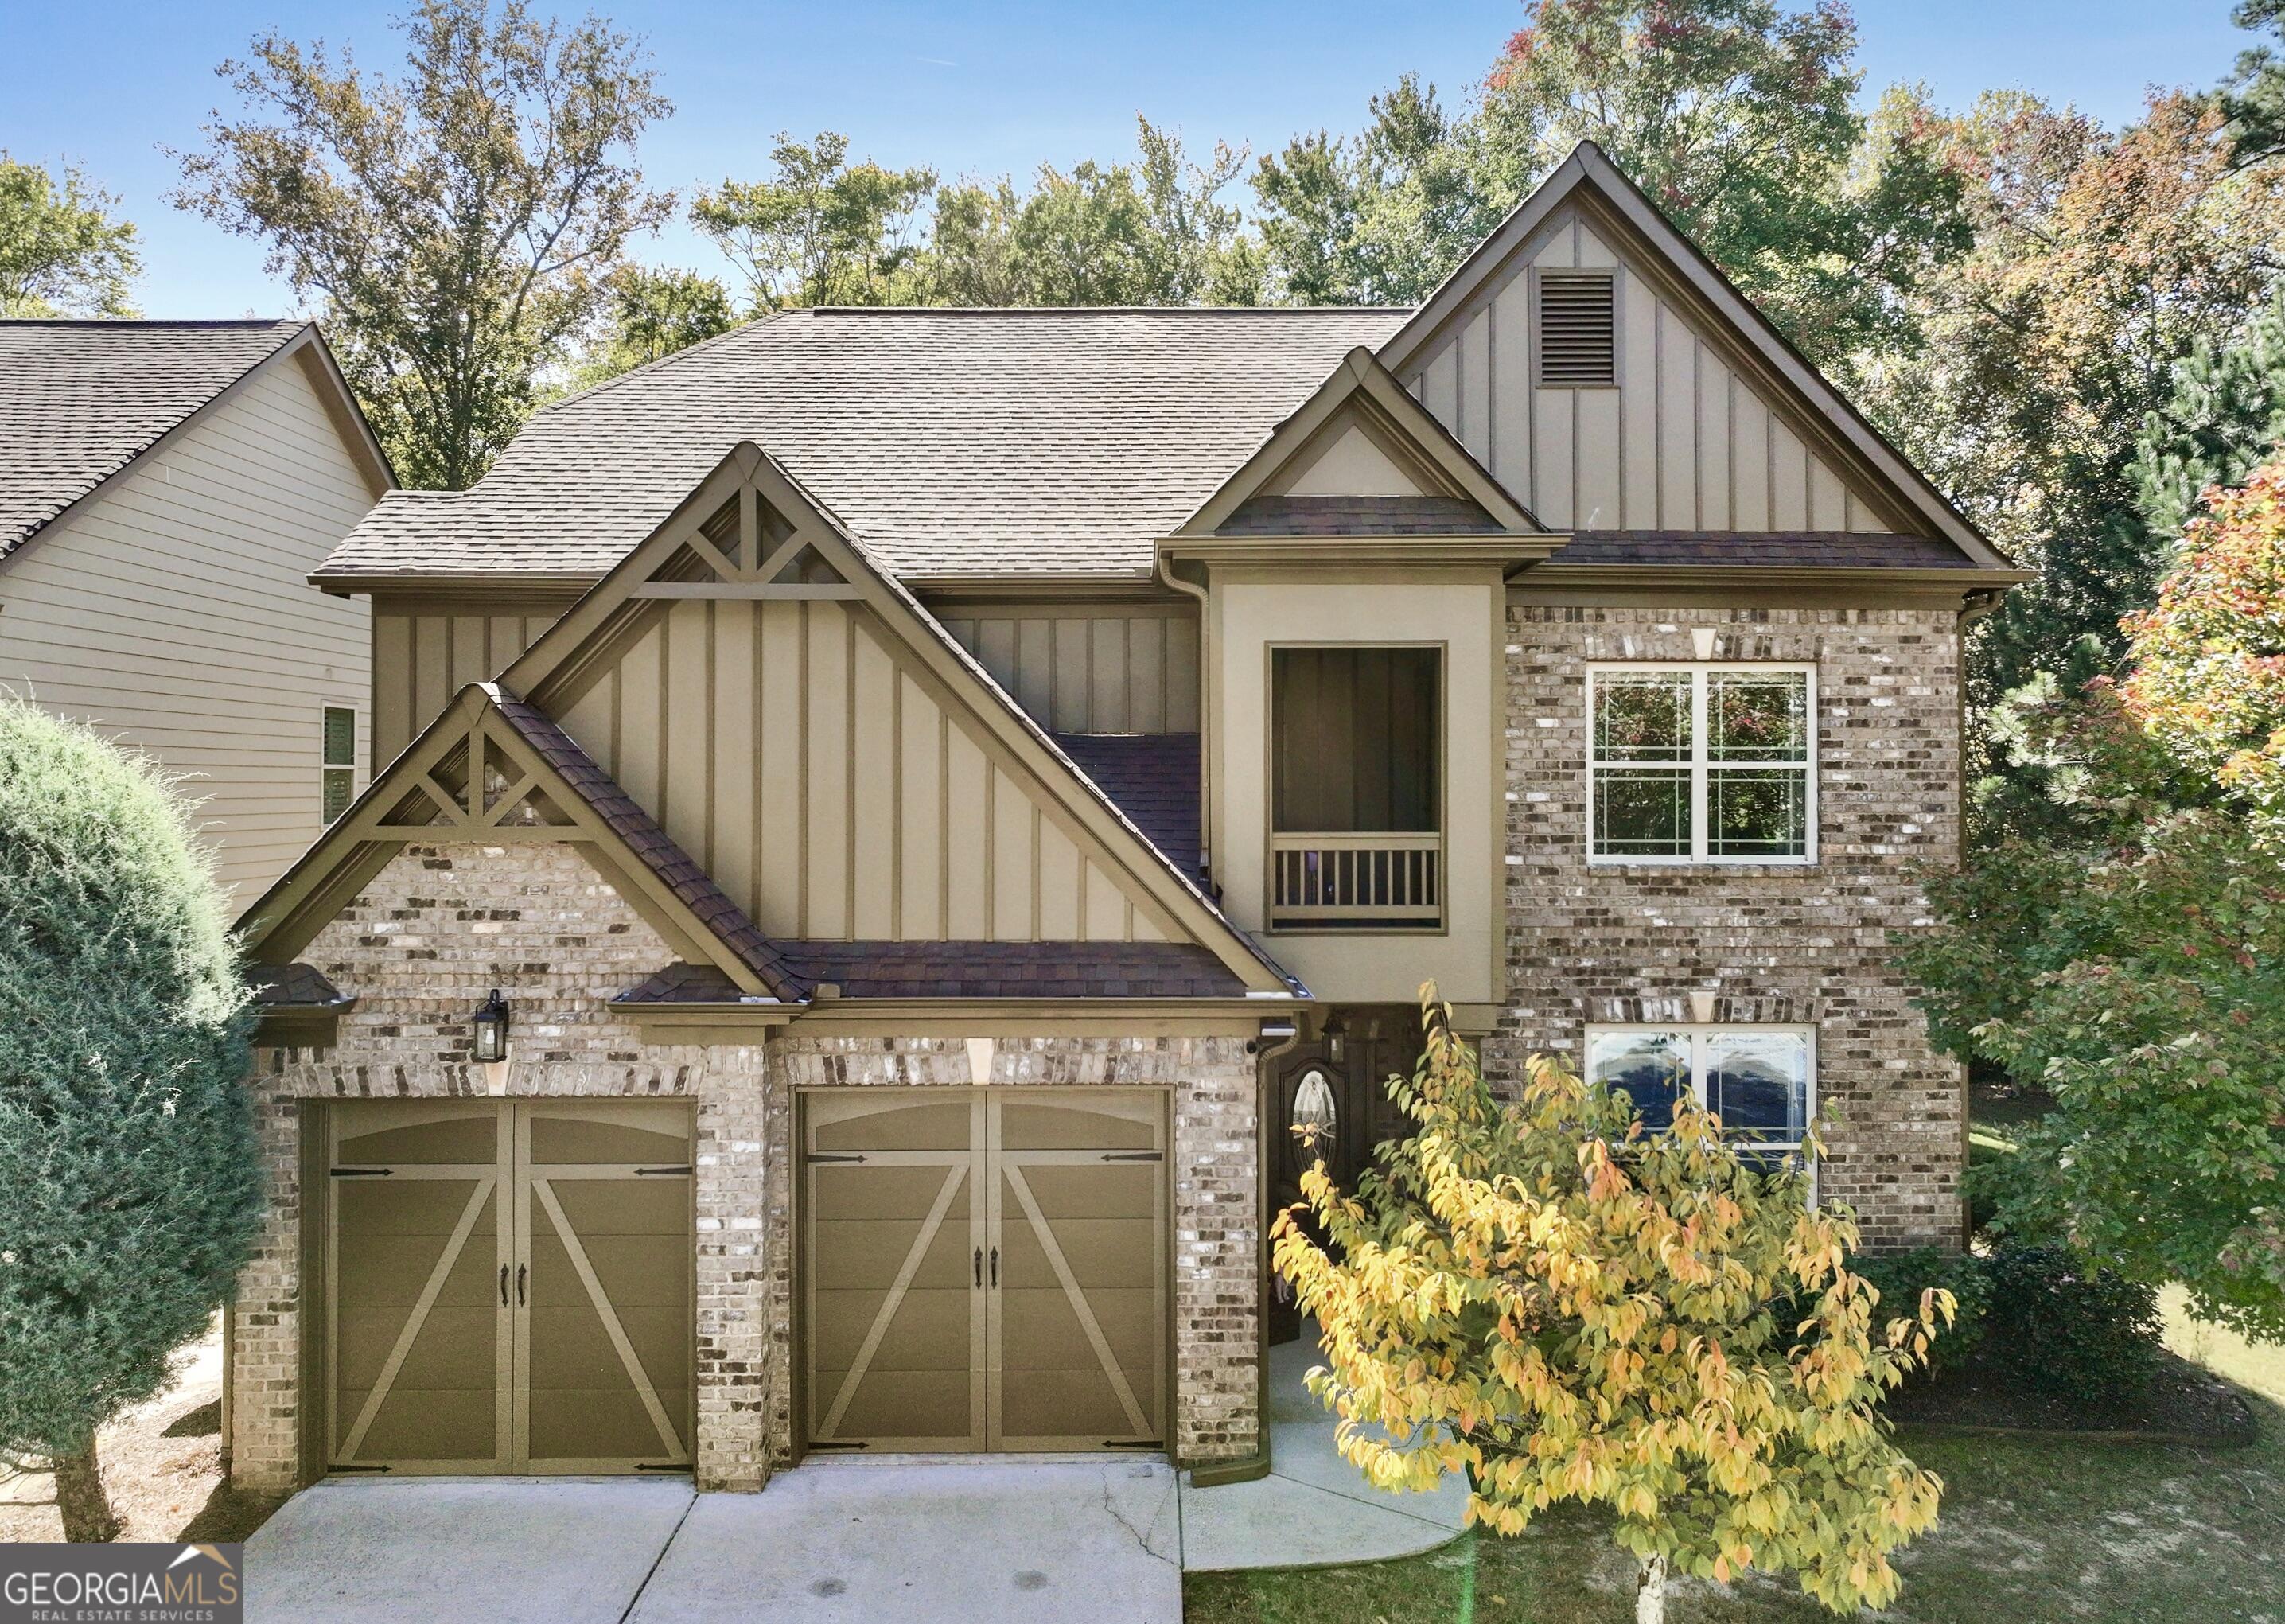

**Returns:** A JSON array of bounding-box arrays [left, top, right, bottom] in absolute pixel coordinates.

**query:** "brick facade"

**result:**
[[1490, 605, 1965, 1249], [229, 841, 1260, 1492]]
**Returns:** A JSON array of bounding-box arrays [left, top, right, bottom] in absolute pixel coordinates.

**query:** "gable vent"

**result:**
[[1536, 271, 1617, 388]]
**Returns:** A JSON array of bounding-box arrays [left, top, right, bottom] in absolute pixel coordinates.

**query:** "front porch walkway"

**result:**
[[1175, 1321, 1470, 1571]]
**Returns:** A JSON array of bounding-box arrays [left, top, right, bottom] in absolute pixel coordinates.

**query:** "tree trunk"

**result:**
[[1635, 1552, 1668, 1624], [53, 1443, 120, 1544]]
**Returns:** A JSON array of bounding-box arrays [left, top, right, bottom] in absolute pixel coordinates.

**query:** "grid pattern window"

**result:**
[[1588, 665, 1813, 863], [321, 706, 357, 825], [1586, 1025, 1814, 1170]]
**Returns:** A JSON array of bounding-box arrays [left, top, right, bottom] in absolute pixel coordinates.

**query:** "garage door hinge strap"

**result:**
[[634, 1165, 694, 1175], [329, 1167, 394, 1177], [328, 1463, 391, 1472], [805, 1152, 870, 1163], [1100, 1151, 1162, 1163]]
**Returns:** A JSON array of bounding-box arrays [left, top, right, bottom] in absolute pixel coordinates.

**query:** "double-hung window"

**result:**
[[1586, 1025, 1814, 1173], [1588, 665, 1814, 863], [321, 705, 357, 825]]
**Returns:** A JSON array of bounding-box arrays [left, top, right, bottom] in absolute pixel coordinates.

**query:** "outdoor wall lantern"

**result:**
[[1320, 1009, 1347, 1065], [473, 989, 512, 1063]]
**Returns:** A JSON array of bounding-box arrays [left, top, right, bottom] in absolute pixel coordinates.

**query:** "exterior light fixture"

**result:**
[[473, 989, 511, 1064], [1320, 1009, 1347, 1065], [1290, 1066, 1337, 1154]]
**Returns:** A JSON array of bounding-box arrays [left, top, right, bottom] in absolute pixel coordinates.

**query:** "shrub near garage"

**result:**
[[1275, 989, 1956, 1624], [0, 701, 263, 1540]]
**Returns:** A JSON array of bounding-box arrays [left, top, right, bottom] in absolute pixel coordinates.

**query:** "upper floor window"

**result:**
[[1588, 665, 1813, 863], [1269, 645, 1442, 929], [1536, 270, 1617, 388], [322, 705, 357, 824], [1586, 1024, 1813, 1171]]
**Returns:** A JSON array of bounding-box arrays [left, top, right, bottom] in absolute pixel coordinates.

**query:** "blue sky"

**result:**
[[5, 1, 2256, 318]]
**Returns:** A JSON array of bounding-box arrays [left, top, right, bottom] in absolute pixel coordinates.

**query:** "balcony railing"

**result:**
[[1267, 831, 1442, 928]]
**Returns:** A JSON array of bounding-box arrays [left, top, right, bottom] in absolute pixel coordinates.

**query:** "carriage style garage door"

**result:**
[[325, 1100, 694, 1475], [802, 1089, 1167, 1453]]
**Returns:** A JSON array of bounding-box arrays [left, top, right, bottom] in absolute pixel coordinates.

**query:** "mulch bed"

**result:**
[[1888, 1346, 2260, 1446]]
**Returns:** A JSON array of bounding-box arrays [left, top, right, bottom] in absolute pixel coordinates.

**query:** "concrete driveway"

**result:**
[[245, 1460, 1181, 1624], [243, 1327, 1458, 1622]]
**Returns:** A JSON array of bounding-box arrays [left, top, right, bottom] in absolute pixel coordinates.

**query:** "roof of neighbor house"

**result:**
[[317, 307, 1409, 585], [0, 318, 311, 559]]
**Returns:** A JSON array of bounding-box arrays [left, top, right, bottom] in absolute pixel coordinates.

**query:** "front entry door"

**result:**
[[802, 1089, 1166, 1454], [327, 1100, 694, 1476]]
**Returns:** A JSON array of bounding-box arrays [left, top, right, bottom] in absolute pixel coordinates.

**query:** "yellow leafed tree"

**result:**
[[1273, 988, 1953, 1622]]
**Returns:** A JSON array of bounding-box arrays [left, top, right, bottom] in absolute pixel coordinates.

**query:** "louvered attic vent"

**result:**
[[1536, 271, 1617, 388]]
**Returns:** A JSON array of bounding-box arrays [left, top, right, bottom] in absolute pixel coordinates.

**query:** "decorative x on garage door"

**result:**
[[802, 1089, 1166, 1453]]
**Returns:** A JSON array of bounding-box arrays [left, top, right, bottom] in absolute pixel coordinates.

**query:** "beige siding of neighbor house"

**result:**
[[372, 606, 567, 767], [1400, 205, 1897, 535], [0, 349, 379, 905], [932, 599, 1201, 734], [548, 595, 1181, 944]]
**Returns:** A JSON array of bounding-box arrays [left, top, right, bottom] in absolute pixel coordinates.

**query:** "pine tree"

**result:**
[[0, 701, 263, 1540], [2133, 291, 2285, 547]]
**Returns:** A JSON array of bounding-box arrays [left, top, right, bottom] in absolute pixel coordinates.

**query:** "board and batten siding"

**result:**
[[932, 600, 1201, 734], [550, 597, 1180, 944], [0, 349, 380, 905], [1401, 208, 1895, 535], [372, 609, 564, 767]]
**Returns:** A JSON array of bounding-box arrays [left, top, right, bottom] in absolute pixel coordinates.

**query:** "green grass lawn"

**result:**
[[1185, 1298, 2285, 1623]]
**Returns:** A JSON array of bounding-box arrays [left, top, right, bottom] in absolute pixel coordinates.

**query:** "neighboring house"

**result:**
[[0, 320, 392, 902], [224, 144, 2026, 1494]]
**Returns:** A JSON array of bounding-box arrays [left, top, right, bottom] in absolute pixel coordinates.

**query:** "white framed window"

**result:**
[[321, 705, 357, 825], [1587, 664, 1815, 863], [1586, 1024, 1815, 1174]]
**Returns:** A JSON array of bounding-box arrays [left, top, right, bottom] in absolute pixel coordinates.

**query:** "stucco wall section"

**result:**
[[229, 840, 773, 1492], [1493, 606, 1965, 1249], [765, 1034, 1261, 1465]]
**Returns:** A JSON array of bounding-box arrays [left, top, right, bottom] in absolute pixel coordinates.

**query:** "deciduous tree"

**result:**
[[0, 154, 141, 317], [692, 131, 936, 310], [172, 0, 675, 489], [1277, 991, 1950, 1623]]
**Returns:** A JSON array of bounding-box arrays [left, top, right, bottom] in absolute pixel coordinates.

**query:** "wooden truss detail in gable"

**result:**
[[630, 485, 859, 601], [366, 715, 582, 839]]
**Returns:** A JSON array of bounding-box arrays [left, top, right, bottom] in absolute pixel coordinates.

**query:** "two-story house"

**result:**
[[0, 319, 391, 903], [224, 144, 2024, 1494]]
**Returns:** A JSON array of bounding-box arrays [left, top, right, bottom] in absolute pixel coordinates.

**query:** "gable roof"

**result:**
[[1174, 345, 1547, 544], [499, 440, 1302, 996], [0, 319, 392, 562], [239, 680, 804, 1001], [1379, 142, 2019, 573], [314, 307, 1406, 589]]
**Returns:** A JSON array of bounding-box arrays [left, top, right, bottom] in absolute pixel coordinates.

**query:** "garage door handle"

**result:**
[[990, 1247, 998, 1287], [516, 1264, 527, 1306], [974, 1247, 983, 1287], [500, 1264, 508, 1307]]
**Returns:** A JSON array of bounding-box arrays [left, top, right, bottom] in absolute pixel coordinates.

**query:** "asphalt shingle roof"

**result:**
[[317, 307, 1408, 585], [0, 318, 306, 559]]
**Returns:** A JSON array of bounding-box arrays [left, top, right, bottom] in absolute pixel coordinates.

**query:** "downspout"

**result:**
[[1155, 548, 1215, 892], [1192, 1014, 1305, 1489]]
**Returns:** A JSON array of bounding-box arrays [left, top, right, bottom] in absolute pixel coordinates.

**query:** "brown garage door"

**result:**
[[802, 1089, 1166, 1454], [326, 1100, 693, 1475]]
